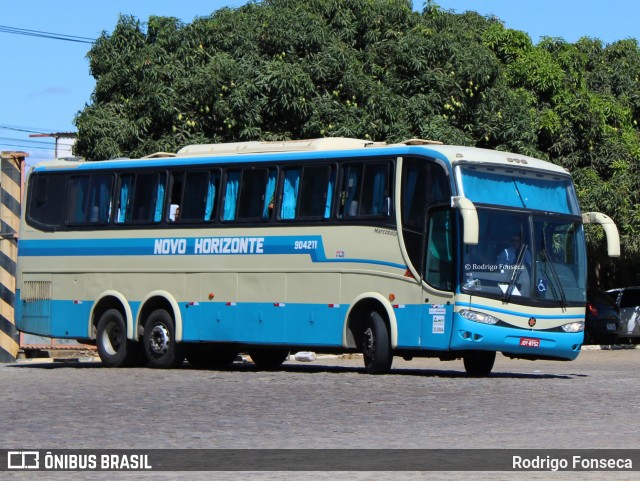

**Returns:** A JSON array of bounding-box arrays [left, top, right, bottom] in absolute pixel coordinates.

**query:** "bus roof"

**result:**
[[31, 138, 569, 176]]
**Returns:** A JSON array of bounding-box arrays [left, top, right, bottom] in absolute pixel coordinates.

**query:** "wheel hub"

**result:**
[[103, 321, 121, 355], [363, 327, 375, 357], [149, 324, 170, 355]]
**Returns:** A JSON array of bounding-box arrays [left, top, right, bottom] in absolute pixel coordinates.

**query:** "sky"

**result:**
[[1, 0, 639, 165]]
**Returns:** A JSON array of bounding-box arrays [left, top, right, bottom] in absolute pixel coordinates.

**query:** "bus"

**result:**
[[15, 138, 620, 375]]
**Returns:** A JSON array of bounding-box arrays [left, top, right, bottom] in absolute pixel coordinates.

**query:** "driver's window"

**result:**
[[425, 209, 453, 291]]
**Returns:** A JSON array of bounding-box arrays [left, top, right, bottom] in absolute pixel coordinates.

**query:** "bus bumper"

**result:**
[[449, 313, 583, 361]]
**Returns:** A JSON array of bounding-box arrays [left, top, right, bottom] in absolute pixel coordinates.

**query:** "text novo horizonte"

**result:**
[[154, 237, 265, 255]]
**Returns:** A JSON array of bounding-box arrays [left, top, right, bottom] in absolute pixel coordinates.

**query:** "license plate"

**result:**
[[520, 337, 540, 347], [607, 323, 616, 331]]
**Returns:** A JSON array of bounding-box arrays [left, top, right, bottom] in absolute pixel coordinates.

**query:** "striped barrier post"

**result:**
[[0, 151, 26, 363]]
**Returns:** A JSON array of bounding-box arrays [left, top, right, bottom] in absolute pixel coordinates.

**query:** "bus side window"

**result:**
[[178, 170, 220, 222], [204, 172, 220, 221], [281, 168, 301, 220], [361, 163, 390, 216], [90, 174, 113, 224], [340, 162, 391, 218], [340, 164, 362, 217], [223, 171, 240, 221], [28, 174, 68, 229], [425, 209, 453, 291], [67, 176, 90, 224], [116, 173, 166, 224], [280, 165, 335, 221], [116, 174, 134, 223], [236, 168, 276, 221], [167, 171, 184, 222], [299, 165, 334, 219], [67, 174, 113, 225]]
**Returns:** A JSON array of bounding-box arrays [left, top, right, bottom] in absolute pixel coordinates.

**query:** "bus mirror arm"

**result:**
[[582, 212, 620, 257], [451, 196, 479, 245]]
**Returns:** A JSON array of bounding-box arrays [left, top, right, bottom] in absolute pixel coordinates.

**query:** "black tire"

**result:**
[[143, 309, 184, 368], [463, 351, 496, 377], [362, 310, 392, 374], [96, 309, 141, 367], [249, 348, 289, 370], [186, 345, 239, 369]]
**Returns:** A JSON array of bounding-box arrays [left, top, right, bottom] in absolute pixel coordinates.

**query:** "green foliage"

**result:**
[[74, 0, 640, 283]]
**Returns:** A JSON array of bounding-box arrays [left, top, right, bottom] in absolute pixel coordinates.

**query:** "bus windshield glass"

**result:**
[[458, 165, 580, 215], [461, 209, 587, 304]]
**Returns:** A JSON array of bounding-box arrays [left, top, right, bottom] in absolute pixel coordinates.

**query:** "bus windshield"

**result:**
[[461, 208, 587, 304], [457, 165, 580, 215]]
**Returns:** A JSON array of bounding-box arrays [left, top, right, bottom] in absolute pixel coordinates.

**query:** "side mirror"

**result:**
[[582, 212, 620, 257], [451, 196, 479, 245]]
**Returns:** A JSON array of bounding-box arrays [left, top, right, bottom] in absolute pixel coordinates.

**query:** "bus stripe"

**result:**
[[456, 301, 584, 320], [18, 237, 407, 270]]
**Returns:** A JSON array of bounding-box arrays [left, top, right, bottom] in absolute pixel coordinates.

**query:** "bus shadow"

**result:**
[[217, 362, 579, 379], [9, 360, 579, 379]]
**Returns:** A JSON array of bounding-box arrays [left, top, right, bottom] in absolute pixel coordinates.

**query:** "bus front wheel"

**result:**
[[463, 351, 496, 377], [96, 309, 141, 367], [362, 311, 392, 374], [143, 309, 184, 368]]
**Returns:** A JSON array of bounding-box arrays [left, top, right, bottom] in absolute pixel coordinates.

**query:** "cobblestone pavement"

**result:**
[[1, 348, 639, 480]]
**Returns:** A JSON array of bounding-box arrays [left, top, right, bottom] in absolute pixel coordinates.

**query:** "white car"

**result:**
[[606, 287, 640, 343]]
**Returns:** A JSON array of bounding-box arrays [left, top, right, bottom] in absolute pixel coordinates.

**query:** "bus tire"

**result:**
[[249, 348, 289, 370], [362, 310, 392, 374], [96, 309, 141, 367], [186, 345, 238, 369], [463, 351, 496, 377], [143, 309, 184, 369]]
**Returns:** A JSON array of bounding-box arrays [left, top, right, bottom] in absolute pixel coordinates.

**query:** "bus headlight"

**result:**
[[561, 321, 584, 333], [459, 309, 500, 325]]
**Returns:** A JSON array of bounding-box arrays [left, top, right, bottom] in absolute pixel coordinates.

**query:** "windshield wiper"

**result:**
[[503, 244, 528, 303], [540, 249, 567, 309]]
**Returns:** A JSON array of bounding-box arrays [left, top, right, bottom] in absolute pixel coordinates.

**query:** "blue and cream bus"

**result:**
[[16, 138, 620, 375]]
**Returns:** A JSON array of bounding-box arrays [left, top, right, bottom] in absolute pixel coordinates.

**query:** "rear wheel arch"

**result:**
[[90, 291, 133, 340], [137, 291, 183, 342]]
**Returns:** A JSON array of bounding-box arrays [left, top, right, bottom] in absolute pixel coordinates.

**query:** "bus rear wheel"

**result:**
[[143, 309, 184, 368], [463, 351, 496, 377], [186, 345, 239, 369], [249, 348, 289, 370], [362, 311, 392, 374], [96, 309, 141, 367]]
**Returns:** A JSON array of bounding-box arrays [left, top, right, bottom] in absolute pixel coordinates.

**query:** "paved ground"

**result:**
[[1, 347, 639, 480]]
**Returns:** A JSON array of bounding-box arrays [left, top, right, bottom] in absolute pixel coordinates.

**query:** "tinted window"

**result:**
[[280, 165, 335, 220], [620, 289, 640, 308], [116, 172, 166, 224], [169, 170, 220, 222], [28, 174, 67, 227], [339, 161, 392, 218], [67, 174, 113, 225], [223, 168, 276, 221]]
